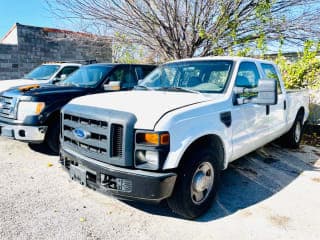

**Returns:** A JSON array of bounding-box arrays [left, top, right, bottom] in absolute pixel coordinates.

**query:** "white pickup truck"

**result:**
[[0, 62, 81, 92], [60, 57, 309, 219]]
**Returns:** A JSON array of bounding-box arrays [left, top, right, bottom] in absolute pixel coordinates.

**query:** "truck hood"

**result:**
[[70, 90, 214, 129], [13, 84, 89, 96], [0, 79, 47, 92]]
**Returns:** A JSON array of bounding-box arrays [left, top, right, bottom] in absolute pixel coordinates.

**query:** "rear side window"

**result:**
[[261, 63, 282, 94]]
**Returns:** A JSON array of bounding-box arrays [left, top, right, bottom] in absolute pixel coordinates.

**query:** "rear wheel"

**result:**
[[280, 113, 304, 148], [167, 147, 220, 219], [45, 119, 60, 154]]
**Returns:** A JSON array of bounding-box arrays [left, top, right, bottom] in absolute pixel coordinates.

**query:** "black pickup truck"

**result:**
[[0, 63, 156, 153]]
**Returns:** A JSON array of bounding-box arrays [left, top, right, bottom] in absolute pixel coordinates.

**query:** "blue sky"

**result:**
[[0, 0, 60, 38]]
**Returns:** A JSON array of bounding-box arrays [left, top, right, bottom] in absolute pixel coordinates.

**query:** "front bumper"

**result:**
[[60, 148, 177, 202], [0, 121, 47, 142]]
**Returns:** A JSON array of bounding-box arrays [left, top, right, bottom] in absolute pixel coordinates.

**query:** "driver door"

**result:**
[[231, 61, 269, 160]]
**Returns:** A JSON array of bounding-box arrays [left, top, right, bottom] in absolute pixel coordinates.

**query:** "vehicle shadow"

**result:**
[[28, 142, 58, 156], [124, 144, 320, 222]]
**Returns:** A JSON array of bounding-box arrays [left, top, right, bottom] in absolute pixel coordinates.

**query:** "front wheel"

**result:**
[[45, 120, 60, 154], [167, 148, 220, 219]]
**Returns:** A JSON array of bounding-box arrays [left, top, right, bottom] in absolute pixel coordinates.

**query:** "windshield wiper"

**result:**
[[134, 85, 153, 90], [156, 87, 200, 94]]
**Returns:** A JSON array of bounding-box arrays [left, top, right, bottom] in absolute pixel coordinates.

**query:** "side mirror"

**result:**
[[234, 79, 277, 105], [60, 74, 67, 81], [104, 81, 121, 91], [253, 79, 278, 105]]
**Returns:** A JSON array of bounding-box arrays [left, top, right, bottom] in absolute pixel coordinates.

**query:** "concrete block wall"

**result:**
[[0, 23, 112, 80], [0, 44, 19, 79]]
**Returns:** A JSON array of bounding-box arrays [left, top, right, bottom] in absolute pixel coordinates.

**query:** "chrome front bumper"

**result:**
[[0, 122, 47, 142]]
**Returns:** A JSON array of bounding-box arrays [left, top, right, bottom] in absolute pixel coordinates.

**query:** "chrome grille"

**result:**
[[0, 95, 17, 119]]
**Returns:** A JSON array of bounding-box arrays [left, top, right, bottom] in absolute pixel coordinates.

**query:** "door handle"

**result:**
[[284, 100, 287, 110]]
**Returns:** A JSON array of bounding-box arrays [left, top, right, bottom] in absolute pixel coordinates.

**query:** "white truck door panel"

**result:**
[[231, 61, 269, 160], [232, 103, 267, 159], [260, 63, 287, 140]]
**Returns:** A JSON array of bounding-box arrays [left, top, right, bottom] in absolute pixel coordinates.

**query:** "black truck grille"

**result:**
[[62, 113, 124, 162], [0, 96, 16, 119]]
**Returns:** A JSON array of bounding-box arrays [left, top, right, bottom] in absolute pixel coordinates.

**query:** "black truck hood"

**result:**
[[5, 84, 92, 99]]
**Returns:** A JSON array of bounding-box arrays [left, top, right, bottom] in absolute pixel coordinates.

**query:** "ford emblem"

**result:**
[[72, 128, 90, 139]]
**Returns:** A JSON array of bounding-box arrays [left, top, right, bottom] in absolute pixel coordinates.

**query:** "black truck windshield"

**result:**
[[139, 60, 233, 93], [58, 65, 112, 87], [25, 65, 60, 80]]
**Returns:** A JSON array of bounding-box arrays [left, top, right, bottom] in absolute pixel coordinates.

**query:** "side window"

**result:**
[[55, 66, 79, 80], [135, 66, 155, 80], [261, 63, 282, 94], [235, 62, 260, 88], [108, 66, 136, 89]]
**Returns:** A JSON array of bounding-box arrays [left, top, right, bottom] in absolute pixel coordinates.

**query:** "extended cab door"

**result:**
[[231, 61, 269, 160], [260, 63, 287, 140]]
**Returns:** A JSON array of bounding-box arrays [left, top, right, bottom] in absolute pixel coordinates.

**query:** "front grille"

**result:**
[[0, 95, 16, 119], [63, 114, 109, 158], [61, 104, 136, 167]]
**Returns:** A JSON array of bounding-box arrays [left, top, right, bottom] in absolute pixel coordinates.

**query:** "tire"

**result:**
[[280, 113, 304, 149], [45, 119, 60, 154], [167, 147, 220, 219]]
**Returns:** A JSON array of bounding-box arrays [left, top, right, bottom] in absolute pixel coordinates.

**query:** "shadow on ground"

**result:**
[[125, 144, 320, 222], [28, 142, 58, 156]]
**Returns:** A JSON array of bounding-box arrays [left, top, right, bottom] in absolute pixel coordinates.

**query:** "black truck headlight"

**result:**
[[135, 131, 170, 170]]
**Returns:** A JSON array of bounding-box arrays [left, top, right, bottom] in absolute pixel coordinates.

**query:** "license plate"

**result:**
[[101, 174, 133, 193], [70, 165, 87, 186]]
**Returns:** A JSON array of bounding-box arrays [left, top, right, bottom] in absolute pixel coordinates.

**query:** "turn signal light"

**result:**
[[35, 102, 45, 114], [136, 132, 170, 145]]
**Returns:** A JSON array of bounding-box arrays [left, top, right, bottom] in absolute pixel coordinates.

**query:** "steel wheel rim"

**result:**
[[191, 161, 214, 205], [295, 121, 301, 143]]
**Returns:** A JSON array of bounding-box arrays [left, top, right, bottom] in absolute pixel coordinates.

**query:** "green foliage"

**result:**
[[112, 32, 145, 64], [275, 41, 320, 89]]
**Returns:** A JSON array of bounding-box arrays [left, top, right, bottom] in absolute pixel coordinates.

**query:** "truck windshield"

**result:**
[[25, 65, 60, 80], [139, 60, 233, 93], [58, 65, 112, 87]]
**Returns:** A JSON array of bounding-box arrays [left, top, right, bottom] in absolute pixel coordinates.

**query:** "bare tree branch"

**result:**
[[46, 0, 320, 60]]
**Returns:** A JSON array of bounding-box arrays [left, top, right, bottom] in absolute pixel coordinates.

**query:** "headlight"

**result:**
[[17, 101, 45, 120], [135, 131, 170, 170]]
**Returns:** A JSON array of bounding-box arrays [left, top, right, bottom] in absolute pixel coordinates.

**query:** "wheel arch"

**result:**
[[178, 134, 227, 171], [297, 107, 305, 121]]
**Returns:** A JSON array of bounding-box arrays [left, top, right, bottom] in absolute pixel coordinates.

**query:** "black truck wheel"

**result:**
[[280, 113, 304, 149], [45, 120, 60, 154], [167, 147, 220, 219]]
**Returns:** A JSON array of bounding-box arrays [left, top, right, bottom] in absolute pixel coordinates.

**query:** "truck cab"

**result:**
[[59, 57, 309, 219], [0, 62, 81, 92]]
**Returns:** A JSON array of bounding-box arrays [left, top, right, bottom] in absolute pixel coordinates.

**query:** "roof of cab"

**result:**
[[82, 63, 157, 67], [166, 56, 275, 65], [43, 62, 82, 67]]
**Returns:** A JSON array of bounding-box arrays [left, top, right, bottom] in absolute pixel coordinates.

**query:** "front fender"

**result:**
[[158, 112, 232, 170]]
